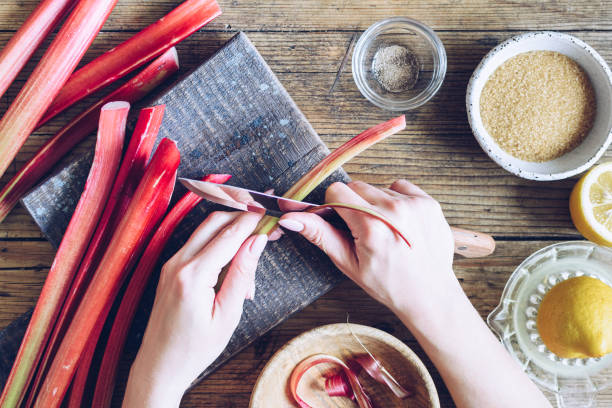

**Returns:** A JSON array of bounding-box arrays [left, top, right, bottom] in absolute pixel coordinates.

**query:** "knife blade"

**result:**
[[178, 178, 320, 218]]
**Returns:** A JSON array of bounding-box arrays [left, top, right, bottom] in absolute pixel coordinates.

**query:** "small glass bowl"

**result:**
[[352, 17, 447, 111], [488, 242, 612, 407]]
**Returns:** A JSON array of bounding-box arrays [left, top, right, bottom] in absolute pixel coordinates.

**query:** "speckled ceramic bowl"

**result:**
[[466, 32, 612, 181]]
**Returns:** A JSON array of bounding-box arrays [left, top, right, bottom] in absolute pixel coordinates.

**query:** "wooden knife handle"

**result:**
[[451, 227, 495, 258]]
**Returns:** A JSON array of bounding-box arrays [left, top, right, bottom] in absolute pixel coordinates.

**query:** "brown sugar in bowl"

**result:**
[[466, 32, 612, 181], [249, 323, 439, 408]]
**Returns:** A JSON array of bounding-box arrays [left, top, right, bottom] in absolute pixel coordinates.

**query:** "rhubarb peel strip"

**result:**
[[0, 0, 78, 100], [0, 102, 128, 408], [35, 138, 180, 407], [0, 48, 179, 225], [256, 115, 406, 235], [290, 354, 373, 408], [23, 106, 166, 407], [0, 0, 118, 180], [92, 174, 231, 408], [306, 203, 410, 247], [39, 0, 221, 126]]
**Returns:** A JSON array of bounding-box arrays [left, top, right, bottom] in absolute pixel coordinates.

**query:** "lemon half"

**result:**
[[570, 162, 612, 246], [537, 276, 612, 359]]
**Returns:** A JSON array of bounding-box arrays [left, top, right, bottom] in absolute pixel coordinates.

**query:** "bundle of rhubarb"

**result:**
[[0, 100, 231, 407], [0, 0, 222, 223]]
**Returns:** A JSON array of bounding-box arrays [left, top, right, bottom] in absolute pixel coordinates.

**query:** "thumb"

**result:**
[[278, 212, 357, 274], [213, 234, 267, 326]]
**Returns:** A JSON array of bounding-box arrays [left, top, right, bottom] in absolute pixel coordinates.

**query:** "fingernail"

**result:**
[[250, 234, 268, 254], [278, 218, 304, 232]]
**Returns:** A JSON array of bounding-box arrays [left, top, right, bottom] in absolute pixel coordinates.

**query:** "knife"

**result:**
[[178, 178, 495, 258]]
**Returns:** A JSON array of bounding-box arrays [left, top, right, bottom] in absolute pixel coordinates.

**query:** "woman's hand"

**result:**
[[123, 211, 267, 408], [278, 180, 457, 316]]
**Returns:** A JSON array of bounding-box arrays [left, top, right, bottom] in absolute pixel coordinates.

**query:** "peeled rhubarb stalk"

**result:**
[[92, 173, 231, 408], [0, 48, 179, 225], [257, 115, 406, 234], [22, 106, 166, 408], [38, 0, 221, 126], [0, 0, 118, 180], [35, 138, 180, 408], [0, 102, 128, 408], [0, 0, 78, 100]]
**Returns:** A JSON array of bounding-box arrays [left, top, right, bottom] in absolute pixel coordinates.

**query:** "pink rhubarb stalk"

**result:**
[[0, 102, 128, 408], [0, 0, 118, 180], [38, 0, 221, 126], [0, 47, 179, 225], [35, 138, 180, 407], [0, 0, 78, 99], [257, 115, 406, 234], [92, 174, 231, 408], [23, 106, 166, 407]]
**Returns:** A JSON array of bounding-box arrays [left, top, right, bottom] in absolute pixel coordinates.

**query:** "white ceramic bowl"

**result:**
[[466, 32, 612, 181]]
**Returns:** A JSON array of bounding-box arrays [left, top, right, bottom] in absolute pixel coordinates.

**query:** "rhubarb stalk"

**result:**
[[0, 47, 179, 225], [257, 116, 406, 234], [38, 0, 221, 126], [35, 138, 180, 407], [0, 0, 118, 180], [0, 102, 128, 408], [92, 174, 231, 408], [0, 0, 78, 99], [22, 106, 166, 407]]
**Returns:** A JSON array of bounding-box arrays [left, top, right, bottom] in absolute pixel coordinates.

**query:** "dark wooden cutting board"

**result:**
[[0, 32, 348, 391]]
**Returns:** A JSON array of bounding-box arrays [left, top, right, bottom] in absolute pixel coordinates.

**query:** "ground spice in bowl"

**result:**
[[479, 51, 596, 162], [372, 45, 419, 93]]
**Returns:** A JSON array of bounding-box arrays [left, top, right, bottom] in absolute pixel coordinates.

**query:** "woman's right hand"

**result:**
[[277, 180, 460, 317], [279, 180, 552, 408]]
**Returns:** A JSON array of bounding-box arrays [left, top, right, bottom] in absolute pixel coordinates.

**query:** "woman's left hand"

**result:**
[[123, 211, 267, 408]]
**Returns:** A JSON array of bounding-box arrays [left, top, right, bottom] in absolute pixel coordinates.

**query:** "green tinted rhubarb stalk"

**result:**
[[0, 0, 78, 99], [23, 106, 166, 408], [0, 48, 179, 225], [91, 174, 231, 408], [35, 138, 180, 408], [0, 102, 128, 408], [38, 0, 221, 126], [257, 115, 406, 234], [0, 0, 118, 180]]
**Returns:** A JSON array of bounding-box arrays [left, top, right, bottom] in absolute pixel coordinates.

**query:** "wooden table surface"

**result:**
[[1, 1, 611, 406]]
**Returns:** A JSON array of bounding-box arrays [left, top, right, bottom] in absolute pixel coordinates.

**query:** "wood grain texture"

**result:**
[[0, 0, 611, 407]]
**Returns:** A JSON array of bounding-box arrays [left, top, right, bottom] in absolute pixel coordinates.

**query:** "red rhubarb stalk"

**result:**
[[63, 106, 166, 408], [35, 138, 180, 407], [0, 0, 78, 99], [22, 106, 166, 407], [0, 0, 118, 180], [38, 0, 221, 126], [67, 171, 178, 408], [0, 102, 128, 408], [0, 47, 179, 225], [257, 115, 406, 235], [92, 174, 231, 408]]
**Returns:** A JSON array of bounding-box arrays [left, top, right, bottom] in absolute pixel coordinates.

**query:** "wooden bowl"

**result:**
[[250, 323, 439, 408]]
